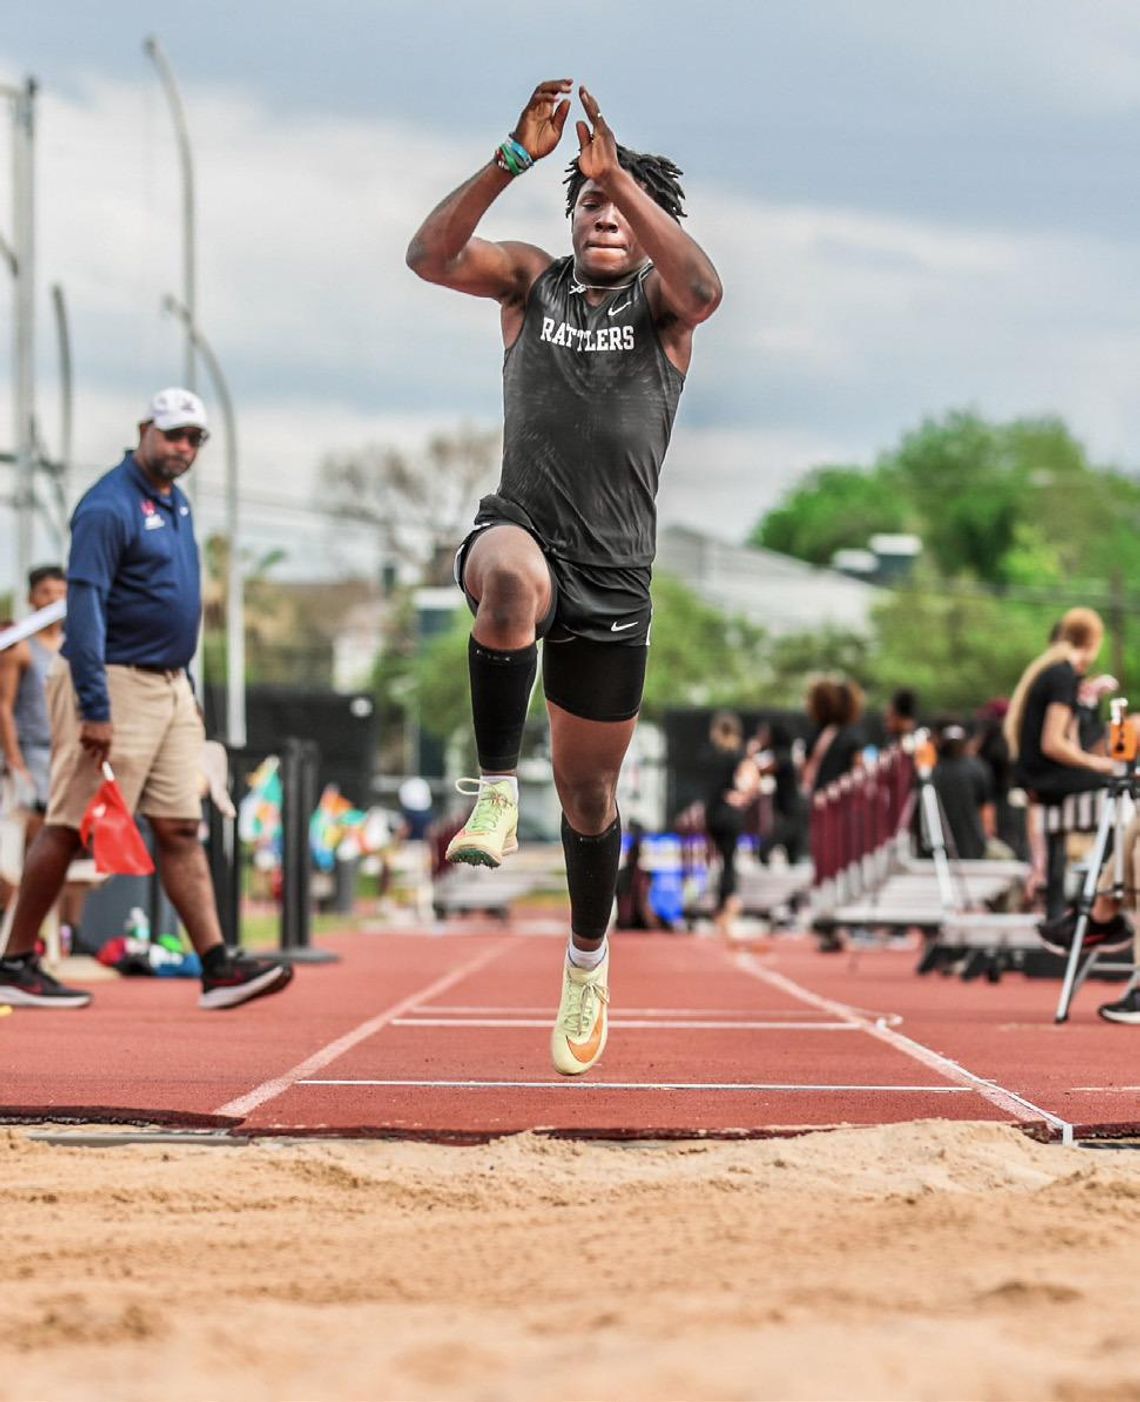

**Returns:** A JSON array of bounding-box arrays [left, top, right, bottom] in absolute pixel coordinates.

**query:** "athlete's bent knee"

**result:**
[[557, 775, 618, 834], [477, 562, 544, 633]]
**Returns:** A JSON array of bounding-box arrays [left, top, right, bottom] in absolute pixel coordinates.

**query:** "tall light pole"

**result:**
[[48, 282, 72, 531], [143, 38, 196, 396], [2, 78, 36, 615], [163, 295, 245, 749]]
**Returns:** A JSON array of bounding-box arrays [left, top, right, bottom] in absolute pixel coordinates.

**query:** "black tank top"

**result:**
[[479, 256, 685, 568]]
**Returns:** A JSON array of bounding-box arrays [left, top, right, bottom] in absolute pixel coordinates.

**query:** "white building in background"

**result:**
[[655, 525, 882, 636]]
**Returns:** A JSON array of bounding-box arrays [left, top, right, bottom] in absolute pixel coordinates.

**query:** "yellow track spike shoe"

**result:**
[[551, 950, 610, 1075], [444, 778, 519, 868]]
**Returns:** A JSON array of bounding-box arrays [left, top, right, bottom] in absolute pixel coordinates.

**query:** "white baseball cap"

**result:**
[[145, 387, 208, 433]]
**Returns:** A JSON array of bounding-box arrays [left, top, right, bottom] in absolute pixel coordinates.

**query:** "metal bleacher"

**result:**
[[683, 849, 814, 928], [809, 740, 1031, 957]]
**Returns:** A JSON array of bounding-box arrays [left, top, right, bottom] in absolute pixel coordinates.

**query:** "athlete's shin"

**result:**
[[468, 637, 538, 773], [562, 812, 622, 943]]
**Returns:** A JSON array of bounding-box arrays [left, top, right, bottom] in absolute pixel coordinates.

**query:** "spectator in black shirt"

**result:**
[[974, 698, 1027, 860], [702, 711, 757, 937], [802, 678, 864, 796], [930, 721, 993, 861], [614, 819, 671, 932], [1004, 607, 1114, 918], [753, 719, 806, 864], [885, 688, 919, 744]]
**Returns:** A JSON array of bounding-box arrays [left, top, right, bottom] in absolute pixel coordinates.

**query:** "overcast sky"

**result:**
[[2, 0, 1139, 580]]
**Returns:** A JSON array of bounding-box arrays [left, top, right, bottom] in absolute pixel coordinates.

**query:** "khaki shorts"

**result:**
[[45, 659, 205, 829]]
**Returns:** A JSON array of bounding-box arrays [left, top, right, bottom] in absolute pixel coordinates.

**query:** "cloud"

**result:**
[[838, 0, 1140, 120], [693, 182, 1140, 455], [1, 53, 1138, 581]]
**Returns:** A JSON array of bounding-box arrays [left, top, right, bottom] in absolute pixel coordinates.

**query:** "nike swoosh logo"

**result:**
[[610, 620, 638, 632], [568, 1005, 606, 1063], [608, 298, 633, 317]]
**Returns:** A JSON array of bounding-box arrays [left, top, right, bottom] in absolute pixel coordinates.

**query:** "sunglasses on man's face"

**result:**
[[159, 426, 209, 448]]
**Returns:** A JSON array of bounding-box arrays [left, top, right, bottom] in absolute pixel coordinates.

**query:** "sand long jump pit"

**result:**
[[3, 1119, 1140, 1401]]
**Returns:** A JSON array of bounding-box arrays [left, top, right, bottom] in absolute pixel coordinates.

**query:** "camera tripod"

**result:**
[[1054, 766, 1139, 1023]]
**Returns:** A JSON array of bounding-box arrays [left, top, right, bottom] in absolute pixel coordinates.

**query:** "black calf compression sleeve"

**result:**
[[469, 637, 538, 772], [562, 813, 622, 942]]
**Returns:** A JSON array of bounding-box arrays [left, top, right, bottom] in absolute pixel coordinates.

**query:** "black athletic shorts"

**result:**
[[454, 518, 650, 723]]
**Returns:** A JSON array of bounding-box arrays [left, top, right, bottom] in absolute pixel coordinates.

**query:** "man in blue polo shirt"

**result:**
[[0, 388, 293, 1011]]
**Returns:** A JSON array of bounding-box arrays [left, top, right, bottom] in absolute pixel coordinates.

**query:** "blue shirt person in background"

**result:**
[[0, 389, 293, 1013]]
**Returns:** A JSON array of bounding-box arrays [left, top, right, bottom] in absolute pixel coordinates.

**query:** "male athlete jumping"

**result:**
[[406, 80, 721, 1074]]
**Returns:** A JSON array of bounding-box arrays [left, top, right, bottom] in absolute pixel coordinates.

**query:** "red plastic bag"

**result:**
[[80, 764, 155, 876]]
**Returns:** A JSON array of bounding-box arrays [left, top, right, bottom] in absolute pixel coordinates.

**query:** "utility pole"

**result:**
[[48, 282, 73, 530], [3, 78, 36, 615], [163, 295, 245, 749], [143, 39, 196, 396]]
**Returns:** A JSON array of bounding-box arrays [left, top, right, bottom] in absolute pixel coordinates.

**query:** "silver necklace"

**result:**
[[570, 262, 649, 293]]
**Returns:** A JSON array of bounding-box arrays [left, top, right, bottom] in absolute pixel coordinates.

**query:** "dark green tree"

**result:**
[[890, 412, 1026, 583], [749, 464, 907, 566]]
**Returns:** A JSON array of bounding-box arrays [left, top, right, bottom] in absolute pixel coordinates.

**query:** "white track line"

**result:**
[[214, 939, 514, 1119], [300, 1079, 974, 1093], [732, 951, 1075, 1145], [392, 1018, 858, 1031], [421, 1005, 840, 1018]]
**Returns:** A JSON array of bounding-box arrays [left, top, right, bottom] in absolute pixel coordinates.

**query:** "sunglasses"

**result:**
[[159, 426, 209, 448]]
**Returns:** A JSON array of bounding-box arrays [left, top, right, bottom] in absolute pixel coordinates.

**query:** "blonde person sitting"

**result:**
[[1004, 607, 1116, 925]]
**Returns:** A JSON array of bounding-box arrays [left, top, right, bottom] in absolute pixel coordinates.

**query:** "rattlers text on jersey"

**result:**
[[479, 256, 685, 569]]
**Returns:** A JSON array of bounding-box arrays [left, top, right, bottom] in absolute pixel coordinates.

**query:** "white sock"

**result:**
[[480, 773, 518, 799], [567, 938, 607, 970]]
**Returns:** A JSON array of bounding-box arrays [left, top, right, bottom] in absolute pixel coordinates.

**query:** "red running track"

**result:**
[[3, 925, 1140, 1142]]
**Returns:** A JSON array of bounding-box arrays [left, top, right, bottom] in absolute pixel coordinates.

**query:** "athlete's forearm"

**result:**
[[405, 162, 514, 280], [602, 167, 722, 324]]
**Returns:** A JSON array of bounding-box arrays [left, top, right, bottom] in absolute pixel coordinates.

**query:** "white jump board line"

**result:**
[[422, 1006, 841, 1018], [299, 1079, 973, 1093], [731, 950, 1075, 1144], [392, 1018, 859, 1030]]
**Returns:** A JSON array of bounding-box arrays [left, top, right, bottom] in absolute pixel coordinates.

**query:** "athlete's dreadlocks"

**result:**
[[564, 145, 686, 220]]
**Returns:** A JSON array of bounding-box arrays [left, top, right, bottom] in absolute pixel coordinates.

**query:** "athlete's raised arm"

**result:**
[[574, 86, 722, 329], [405, 79, 573, 304]]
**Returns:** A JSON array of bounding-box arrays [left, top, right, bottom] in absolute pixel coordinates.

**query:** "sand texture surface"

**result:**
[[3, 1119, 1140, 1401]]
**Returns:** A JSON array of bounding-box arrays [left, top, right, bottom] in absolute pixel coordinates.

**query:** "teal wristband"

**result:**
[[504, 136, 534, 170], [495, 142, 522, 176], [494, 135, 533, 177]]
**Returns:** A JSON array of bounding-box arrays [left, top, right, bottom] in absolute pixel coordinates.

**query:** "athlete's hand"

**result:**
[[512, 79, 573, 161], [575, 86, 620, 185]]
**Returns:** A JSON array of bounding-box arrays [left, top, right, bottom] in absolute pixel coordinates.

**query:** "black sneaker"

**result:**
[[1098, 987, 1140, 1025], [199, 953, 294, 1010], [0, 954, 93, 1009], [916, 941, 954, 975], [1037, 909, 1133, 956]]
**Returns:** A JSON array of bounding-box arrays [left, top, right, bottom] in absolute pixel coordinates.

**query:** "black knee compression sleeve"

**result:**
[[562, 813, 622, 941], [469, 637, 538, 772]]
